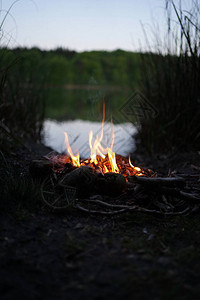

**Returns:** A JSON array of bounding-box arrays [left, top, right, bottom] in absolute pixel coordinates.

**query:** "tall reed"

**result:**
[[138, 0, 200, 154], [0, 1, 46, 152]]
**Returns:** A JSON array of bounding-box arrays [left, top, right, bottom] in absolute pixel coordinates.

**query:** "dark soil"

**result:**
[[0, 143, 200, 300]]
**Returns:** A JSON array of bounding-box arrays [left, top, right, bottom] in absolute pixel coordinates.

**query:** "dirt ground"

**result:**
[[0, 143, 200, 300]]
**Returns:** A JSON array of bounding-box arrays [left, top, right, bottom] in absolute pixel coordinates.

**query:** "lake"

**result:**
[[43, 86, 138, 158], [43, 119, 136, 158]]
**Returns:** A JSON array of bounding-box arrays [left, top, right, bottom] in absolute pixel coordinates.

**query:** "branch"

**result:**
[[128, 175, 185, 188]]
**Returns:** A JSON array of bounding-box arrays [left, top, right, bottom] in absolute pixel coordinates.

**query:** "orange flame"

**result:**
[[64, 132, 80, 167]]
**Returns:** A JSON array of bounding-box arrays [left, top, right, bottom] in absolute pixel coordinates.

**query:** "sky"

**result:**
[[1, 0, 168, 52]]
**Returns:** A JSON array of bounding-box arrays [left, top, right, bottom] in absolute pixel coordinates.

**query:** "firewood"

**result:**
[[128, 175, 186, 188], [59, 166, 97, 195], [96, 172, 126, 196], [34, 154, 200, 216]]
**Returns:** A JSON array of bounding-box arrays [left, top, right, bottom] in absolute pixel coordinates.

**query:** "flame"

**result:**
[[108, 148, 119, 173], [129, 155, 143, 176], [89, 102, 107, 164], [104, 165, 109, 173], [63, 103, 146, 178], [89, 130, 105, 164], [64, 132, 80, 167]]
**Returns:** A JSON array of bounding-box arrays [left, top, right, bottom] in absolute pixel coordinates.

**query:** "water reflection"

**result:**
[[43, 119, 136, 158]]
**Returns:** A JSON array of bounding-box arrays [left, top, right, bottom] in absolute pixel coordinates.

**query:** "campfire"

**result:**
[[30, 103, 200, 216], [47, 102, 152, 178]]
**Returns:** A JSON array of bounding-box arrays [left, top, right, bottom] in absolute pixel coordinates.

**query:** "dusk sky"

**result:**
[[2, 0, 169, 51]]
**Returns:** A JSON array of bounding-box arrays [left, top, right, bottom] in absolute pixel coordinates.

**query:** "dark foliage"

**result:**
[[138, 0, 200, 154], [0, 48, 46, 152]]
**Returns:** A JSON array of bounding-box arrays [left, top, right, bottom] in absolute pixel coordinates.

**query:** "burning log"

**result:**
[[29, 155, 76, 178]]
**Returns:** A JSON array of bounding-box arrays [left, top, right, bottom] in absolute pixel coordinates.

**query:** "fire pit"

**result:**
[[30, 104, 200, 216]]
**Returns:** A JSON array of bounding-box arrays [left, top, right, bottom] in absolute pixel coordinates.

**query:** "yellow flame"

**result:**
[[129, 156, 143, 175], [89, 101, 107, 164], [104, 165, 109, 173], [64, 132, 80, 167], [89, 131, 106, 164], [108, 148, 119, 173]]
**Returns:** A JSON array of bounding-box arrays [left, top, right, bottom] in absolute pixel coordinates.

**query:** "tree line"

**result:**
[[0, 47, 141, 87]]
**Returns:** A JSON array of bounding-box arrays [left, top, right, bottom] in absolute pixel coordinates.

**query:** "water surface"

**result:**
[[43, 119, 136, 158]]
